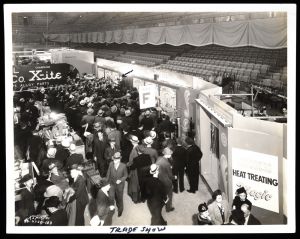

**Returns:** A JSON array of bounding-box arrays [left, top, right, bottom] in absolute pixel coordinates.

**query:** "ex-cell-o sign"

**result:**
[[139, 84, 157, 109]]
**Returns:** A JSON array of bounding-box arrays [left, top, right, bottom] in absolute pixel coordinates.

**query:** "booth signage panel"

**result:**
[[139, 84, 157, 109], [13, 63, 69, 91], [232, 147, 279, 213]]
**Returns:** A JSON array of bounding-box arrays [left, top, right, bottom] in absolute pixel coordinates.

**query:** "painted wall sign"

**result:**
[[232, 147, 279, 213], [13, 63, 70, 91]]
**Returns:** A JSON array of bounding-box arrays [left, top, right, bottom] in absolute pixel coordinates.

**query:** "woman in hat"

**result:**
[[232, 186, 252, 212], [196, 203, 213, 225], [105, 152, 128, 217], [208, 189, 230, 225], [68, 164, 89, 226], [44, 196, 68, 226]]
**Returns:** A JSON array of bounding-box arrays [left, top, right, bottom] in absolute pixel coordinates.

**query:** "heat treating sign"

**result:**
[[139, 84, 157, 109], [232, 148, 279, 213]]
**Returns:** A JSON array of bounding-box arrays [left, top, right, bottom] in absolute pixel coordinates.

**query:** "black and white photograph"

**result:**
[[4, 3, 296, 234]]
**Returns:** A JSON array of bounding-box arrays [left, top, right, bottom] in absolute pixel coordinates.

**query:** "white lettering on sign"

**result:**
[[28, 70, 62, 82], [139, 84, 157, 109], [232, 148, 279, 213]]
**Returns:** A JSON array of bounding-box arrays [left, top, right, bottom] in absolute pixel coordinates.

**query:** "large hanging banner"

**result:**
[[232, 147, 279, 213], [13, 63, 70, 91]]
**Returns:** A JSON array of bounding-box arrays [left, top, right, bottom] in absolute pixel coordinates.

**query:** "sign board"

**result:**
[[232, 147, 279, 213], [138, 84, 157, 109], [13, 63, 70, 91]]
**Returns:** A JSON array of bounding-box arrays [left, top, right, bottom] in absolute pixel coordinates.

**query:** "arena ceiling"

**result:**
[[12, 12, 264, 33]]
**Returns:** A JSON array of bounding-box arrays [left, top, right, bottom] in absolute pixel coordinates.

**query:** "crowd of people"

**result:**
[[13, 74, 260, 226]]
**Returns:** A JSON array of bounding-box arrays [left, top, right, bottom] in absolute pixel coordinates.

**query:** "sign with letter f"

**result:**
[[139, 84, 157, 109]]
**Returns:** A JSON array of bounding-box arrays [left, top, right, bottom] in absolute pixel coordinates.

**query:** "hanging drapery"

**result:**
[[132, 28, 148, 44], [147, 26, 166, 45], [44, 17, 287, 48], [248, 17, 287, 49], [213, 21, 249, 47]]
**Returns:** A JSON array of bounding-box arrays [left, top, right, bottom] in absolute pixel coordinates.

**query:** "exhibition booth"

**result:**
[[96, 57, 287, 224], [195, 86, 287, 224]]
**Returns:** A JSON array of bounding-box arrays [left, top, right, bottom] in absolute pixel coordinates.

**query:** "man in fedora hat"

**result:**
[[127, 135, 141, 203], [65, 143, 84, 170], [156, 147, 175, 212], [172, 137, 187, 193], [16, 174, 37, 224], [92, 123, 108, 178], [68, 163, 89, 226], [44, 196, 68, 226], [120, 125, 133, 164], [141, 136, 158, 164], [185, 137, 203, 193], [143, 164, 168, 225], [84, 182, 115, 226], [105, 152, 128, 217], [104, 137, 120, 169], [106, 121, 121, 150]]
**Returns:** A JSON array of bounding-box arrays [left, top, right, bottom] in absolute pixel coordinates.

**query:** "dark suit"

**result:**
[[143, 177, 168, 225], [186, 144, 203, 192], [129, 153, 152, 201], [70, 175, 89, 225], [17, 187, 35, 222], [120, 133, 133, 164], [172, 145, 187, 192], [106, 162, 128, 214], [93, 130, 108, 177], [156, 156, 174, 211]]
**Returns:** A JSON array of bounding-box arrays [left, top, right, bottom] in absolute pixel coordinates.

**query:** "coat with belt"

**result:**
[[208, 199, 230, 225]]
